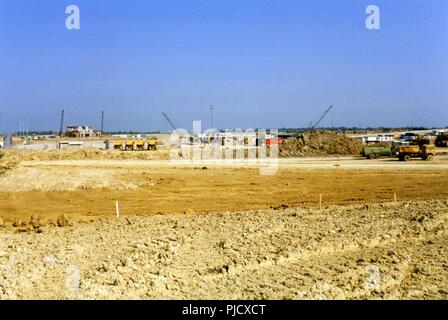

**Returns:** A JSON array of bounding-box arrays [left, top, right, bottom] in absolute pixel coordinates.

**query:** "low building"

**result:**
[[33, 135, 57, 140], [66, 125, 101, 138]]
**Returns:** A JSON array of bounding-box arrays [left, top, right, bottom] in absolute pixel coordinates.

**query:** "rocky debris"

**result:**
[[30, 215, 43, 229], [29, 215, 49, 233], [270, 204, 289, 210], [12, 220, 25, 228], [56, 215, 72, 227], [279, 131, 363, 157], [0, 216, 52, 233]]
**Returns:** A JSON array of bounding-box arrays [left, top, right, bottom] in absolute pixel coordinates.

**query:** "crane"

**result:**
[[162, 112, 188, 141], [310, 105, 334, 129], [210, 105, 214, 127], [59, 109, 65, 137], [162, 112, 177, 132]]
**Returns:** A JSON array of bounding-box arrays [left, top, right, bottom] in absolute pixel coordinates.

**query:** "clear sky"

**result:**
[[0, 0, 447, 132]]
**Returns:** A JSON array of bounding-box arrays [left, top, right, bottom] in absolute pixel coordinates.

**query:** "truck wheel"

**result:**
[[426, 154, 434, 161], [404, 155, 411, 161]]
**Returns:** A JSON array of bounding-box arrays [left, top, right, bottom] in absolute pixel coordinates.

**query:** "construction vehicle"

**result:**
[[146, 138, 158, 150], [396, 144, 437, 161], [111, 138, 158, 151], [435, 132, 448, 147], [362, 146, 392, 159]]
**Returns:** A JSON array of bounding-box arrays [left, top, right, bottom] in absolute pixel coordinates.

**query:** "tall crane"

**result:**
[[162, 112, 177, 132], [210, 105, 214, 127], [310, 105, 334, 129], [162, 112, 188, 141], [59, 109, 65, 137], [101, 111, 104, 133]]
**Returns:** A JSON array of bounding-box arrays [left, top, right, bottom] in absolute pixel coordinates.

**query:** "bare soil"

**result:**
[[0, 159, 447, 223], [0, 152, 447, 299], [279, 131, 363, 157], [0, 200, 447, 299]]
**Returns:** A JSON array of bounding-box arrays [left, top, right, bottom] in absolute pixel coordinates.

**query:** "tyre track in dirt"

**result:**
[[1, 199, 447, 299]]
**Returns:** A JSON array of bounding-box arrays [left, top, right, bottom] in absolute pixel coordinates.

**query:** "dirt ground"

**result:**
[[0, 158, 448, 223], [0, 154, 447, 299], [0, 199, 447, 299]]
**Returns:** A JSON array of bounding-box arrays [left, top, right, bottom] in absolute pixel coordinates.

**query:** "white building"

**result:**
[[66, 125, 101, 138]]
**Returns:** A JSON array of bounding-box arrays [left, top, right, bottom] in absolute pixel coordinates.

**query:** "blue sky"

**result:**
[[0, 0, 447, 132]]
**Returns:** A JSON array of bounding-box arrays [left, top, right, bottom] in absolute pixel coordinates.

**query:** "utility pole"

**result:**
[[210, 105, 214, 128], [101, 111, 104, 133], [59, 109, 65, 137]]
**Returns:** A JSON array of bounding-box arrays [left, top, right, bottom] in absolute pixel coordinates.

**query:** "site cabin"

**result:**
[[396, 145, 437, 161]]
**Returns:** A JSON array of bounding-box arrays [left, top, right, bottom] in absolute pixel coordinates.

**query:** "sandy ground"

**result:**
[[0, 200, 447, 299], [0, 157, 448, 222], [0, 156, 447, 299], [19, 155, 448, 169]]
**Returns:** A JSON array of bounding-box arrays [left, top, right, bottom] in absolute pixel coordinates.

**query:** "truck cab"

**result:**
[[396, 144, 436, 161]]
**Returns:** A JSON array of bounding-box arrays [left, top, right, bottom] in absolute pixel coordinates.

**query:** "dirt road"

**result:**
[[20, 155, 448, 169]]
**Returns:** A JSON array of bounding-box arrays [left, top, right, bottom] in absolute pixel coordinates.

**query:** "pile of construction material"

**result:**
[[279, 131, 363, 157]]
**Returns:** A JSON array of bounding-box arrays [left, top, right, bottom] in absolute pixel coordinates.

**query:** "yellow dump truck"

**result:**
[[146, 138, 157, 150], [111, 138, 158, 151], [396, 144, 437, 161]]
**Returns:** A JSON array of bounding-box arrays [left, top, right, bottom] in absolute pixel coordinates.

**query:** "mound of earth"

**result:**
[[0, 149, 170, 162], [279, 131, 363, 157], [0, 151, 20, 173]]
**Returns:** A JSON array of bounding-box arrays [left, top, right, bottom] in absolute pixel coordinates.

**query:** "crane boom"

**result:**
[[311, 105, 333, 129], [162, 112, 188, 140], [162, 112, 177, 131]]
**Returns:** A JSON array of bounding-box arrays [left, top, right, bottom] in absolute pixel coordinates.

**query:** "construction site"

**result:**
[[1, 0, 447, 304], [0, 105, 447, 300]]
